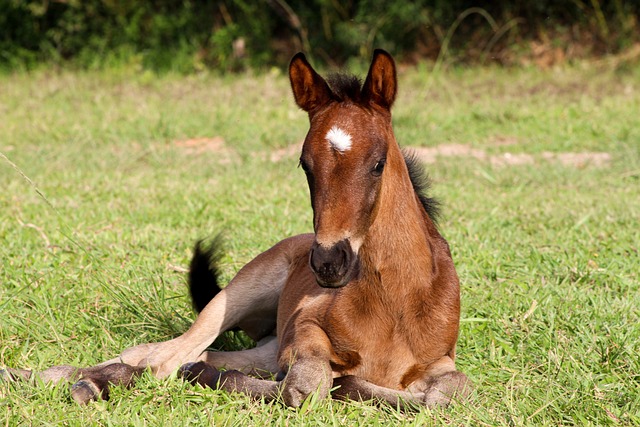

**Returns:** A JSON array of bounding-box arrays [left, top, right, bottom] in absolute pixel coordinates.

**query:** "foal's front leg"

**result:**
[[181, 324, 334, 407], [332, 357, 471, 410], [180, 355, 333, 408]]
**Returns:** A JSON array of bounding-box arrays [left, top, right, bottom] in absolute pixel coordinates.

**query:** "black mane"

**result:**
[[402, 150, 441, 223], [326, 73, 363, 103]]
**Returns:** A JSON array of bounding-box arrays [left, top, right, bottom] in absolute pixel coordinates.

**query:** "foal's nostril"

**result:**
[[310, 245, 339, 277], [339, 247, 350, 272], [309, 239, 356, 287]]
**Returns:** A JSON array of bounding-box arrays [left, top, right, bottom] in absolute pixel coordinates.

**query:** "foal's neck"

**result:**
[[361, 150, 435, 292]]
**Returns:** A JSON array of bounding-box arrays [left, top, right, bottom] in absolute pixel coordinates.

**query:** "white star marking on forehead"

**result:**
[[325, 126, 352, 152]]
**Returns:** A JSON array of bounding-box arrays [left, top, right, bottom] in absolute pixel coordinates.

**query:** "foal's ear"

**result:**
[[362, 49, 397, 110], [289, 53, 333, 113]]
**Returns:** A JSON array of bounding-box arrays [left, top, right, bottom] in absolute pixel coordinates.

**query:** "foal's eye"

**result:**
[[372, 159, 386, 176], [299, 159, 310, 174]]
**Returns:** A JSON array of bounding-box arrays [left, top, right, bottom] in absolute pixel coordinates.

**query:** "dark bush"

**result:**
[[1, 0, 639, 72]]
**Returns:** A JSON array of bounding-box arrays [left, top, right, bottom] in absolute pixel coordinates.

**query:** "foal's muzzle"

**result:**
[[309, 239, 360, 288]]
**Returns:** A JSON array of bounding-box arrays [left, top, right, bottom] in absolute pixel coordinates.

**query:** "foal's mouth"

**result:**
[[309, 239, 360, 288]]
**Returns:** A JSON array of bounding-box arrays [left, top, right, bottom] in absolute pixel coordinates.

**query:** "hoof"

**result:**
[[179, 362, 197, 375], [71, 379, 103, 404], [179, 361, 221, 387]]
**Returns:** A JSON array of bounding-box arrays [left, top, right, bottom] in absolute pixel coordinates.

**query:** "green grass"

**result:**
[[1, 63, 639, 426]]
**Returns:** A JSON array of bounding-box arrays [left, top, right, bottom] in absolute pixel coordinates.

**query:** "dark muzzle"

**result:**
[[309, 239, 359, 288]]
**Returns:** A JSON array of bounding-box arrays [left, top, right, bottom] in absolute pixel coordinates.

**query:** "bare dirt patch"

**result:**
[[487, 135, 519, 147], [410, 143, 610, 168], [490, 152, 535, 167], [541, 151, 611, 168], [173, 137, 235, 164], [269, 142, 303, 162], [411, 144, 487, 164], [174, 137, 226, 153]]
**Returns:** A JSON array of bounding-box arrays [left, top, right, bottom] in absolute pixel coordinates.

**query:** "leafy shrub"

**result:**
[[1, 0, 639, 72]]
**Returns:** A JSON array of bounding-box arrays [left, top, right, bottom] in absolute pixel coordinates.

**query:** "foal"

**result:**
[[3, 50, 469, 408]]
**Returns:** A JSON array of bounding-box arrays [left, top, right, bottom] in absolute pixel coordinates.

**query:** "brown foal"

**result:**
[[3, 49, 469, 409]]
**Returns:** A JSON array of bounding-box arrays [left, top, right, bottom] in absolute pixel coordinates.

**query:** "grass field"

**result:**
[[1, 61, 639, 425]]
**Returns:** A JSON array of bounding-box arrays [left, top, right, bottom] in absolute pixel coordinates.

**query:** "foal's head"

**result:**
[[289, 50, 405, 288]]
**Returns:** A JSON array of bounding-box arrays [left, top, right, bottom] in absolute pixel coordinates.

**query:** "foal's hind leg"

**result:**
[[182, 330, 335, 407], [4, 235, 312, 402], [179, 336, 280, 400], [196, 335, 280, 378], [332, 371, 470, 410], [180, 355, 334, 407], [1, 363, 144, 404], [113, 236, 309, 378], [68, 363, 145, 404], [180, 362, 281, 402]]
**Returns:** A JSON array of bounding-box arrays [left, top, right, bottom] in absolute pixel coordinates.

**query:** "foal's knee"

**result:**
[[179, 361, 222, 388], [422, 371, 471, 407], [281, 359, 332, 407]]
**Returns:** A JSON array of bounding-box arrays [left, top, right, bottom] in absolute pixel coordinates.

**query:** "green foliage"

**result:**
[[1, 0, 222, 72], [2, 0, 640, 72]]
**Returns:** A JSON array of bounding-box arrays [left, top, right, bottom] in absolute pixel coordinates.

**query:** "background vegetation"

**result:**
[[2, 0, 640, 72]]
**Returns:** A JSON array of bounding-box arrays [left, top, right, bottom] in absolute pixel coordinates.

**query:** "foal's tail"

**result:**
[[189, 236, 225, 313]]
